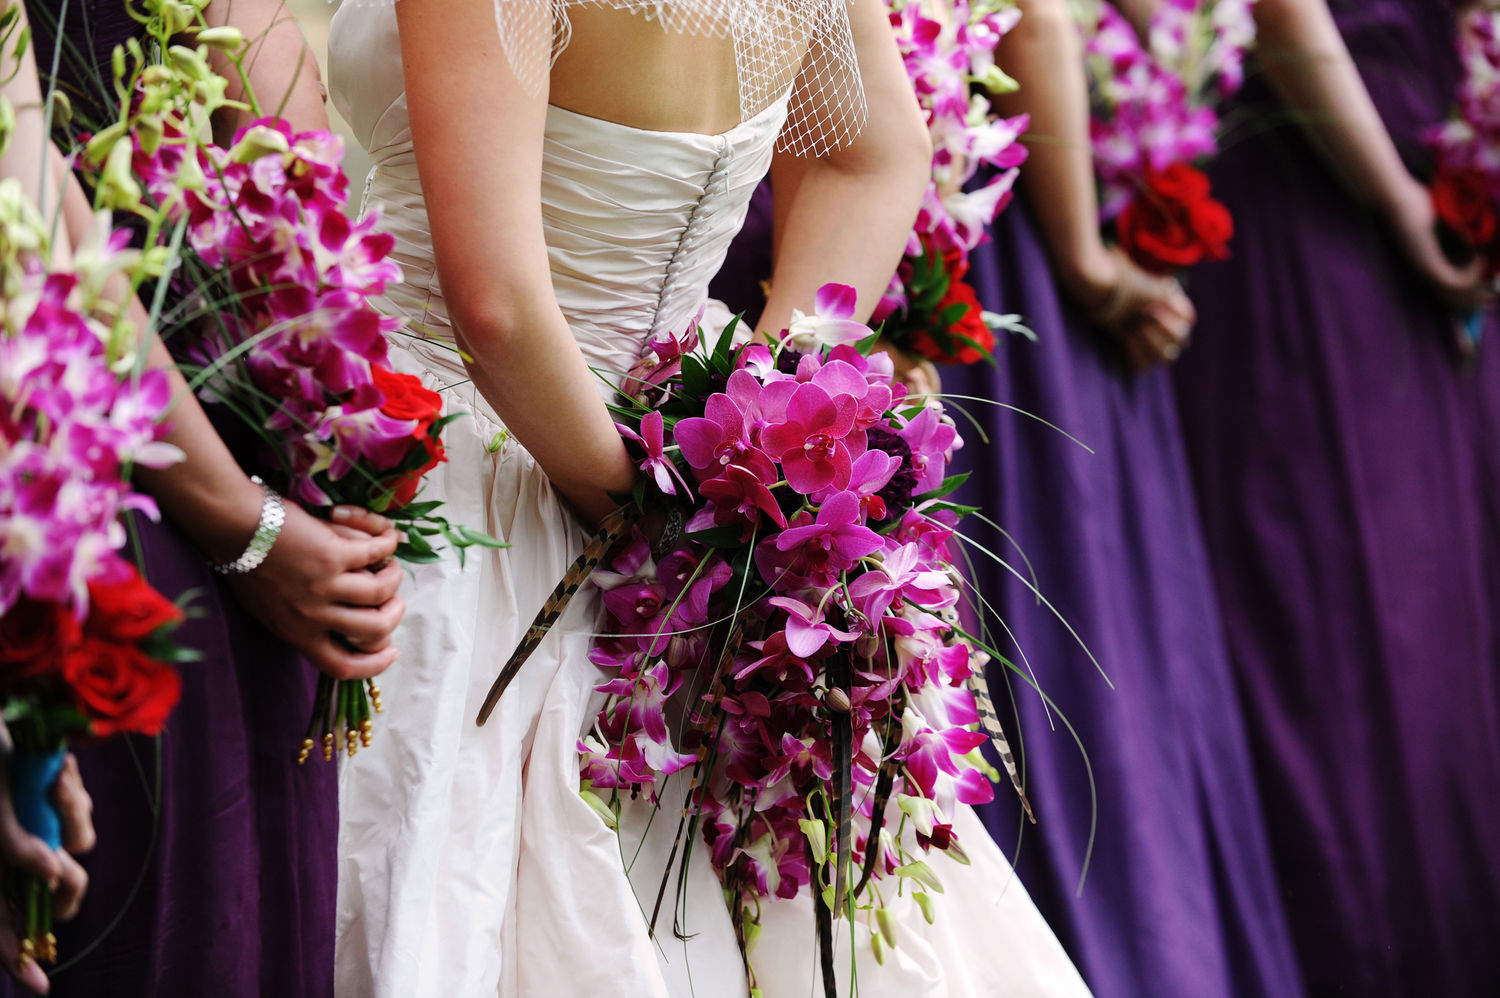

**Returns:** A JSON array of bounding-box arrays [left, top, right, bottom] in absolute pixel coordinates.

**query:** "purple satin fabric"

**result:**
[[1173, 1, 1500, 994]]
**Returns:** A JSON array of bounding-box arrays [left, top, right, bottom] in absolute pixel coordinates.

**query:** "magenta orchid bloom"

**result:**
[[780, 283, 871, 352], [760, 382, 859, 494], [767, 595, 862, 658], [674, 391, 778, 484], [699, 464, 788, 534], [617, 410, 691, 497], [769, 491, 884, 586]]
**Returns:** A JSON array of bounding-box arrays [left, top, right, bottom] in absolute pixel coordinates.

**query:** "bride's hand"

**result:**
[[224, 505, 406, 681]]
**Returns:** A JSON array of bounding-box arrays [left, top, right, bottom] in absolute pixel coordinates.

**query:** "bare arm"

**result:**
[[204, 0, 330, 141], [759, 0, 932, 334], [396, 0, 636, 527], [996, 0, 1193, 367], [1254, 0, 1485, 308]]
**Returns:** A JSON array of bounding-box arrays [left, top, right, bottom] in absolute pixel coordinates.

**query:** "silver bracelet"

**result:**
[[212, 476, 286, 576]]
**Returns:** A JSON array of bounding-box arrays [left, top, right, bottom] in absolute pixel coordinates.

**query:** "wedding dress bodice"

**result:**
[[328, 5, 785, 391]]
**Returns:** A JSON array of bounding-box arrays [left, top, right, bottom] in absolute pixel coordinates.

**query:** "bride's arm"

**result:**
[[396, 0, 636, 527], [757, 0, 932, 334]]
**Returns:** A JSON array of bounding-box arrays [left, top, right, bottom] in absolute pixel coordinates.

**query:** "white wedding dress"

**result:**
[[327, 6, 1092, 997]]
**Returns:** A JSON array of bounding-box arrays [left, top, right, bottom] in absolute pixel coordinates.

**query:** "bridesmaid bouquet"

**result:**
[[1078, 0, 1256, 274], [0, 187, 188, 965], [1429, 4, 1500, 278], [82, 11, 502, 760], [575, 287, 1029, 991], [874, 0, 1031, 364]]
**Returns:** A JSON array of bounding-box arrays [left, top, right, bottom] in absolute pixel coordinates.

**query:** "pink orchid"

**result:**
[[674, 392, 777, 484], [897, 405, 959, 495], [760, 382, 858, 495], [617, 410, 691, 497], [767, 595, 862, 658], [767, 491, 884, 585], [780, 283, 872, 352], [698, 464, 788, 534]]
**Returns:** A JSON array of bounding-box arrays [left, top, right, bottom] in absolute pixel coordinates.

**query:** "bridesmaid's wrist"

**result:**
[[175, 474, 270, 565]]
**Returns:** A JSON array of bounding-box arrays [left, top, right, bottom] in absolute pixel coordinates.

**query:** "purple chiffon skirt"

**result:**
[[1172, 5, 1500, 992], [942, 203, 1302, 998]]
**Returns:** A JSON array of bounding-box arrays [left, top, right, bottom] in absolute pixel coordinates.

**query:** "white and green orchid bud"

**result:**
[[875, 906, 898, 948], [133, 113, 164, 155], [192, 25, 244, 52], [111, 42, 127, 82], [84, 120, 128, 164], [161, 2, 198, 36], [895, 860, 944, 894], [139, 64, 173, 88], [99, 136, 144, 211], [913, 890, 936, 925], [167, 43, 210, 82], [0, 96, 13, 160], [975, 63, 1018, 95], [229, 123, 290, 164], [578, 788, 617, 830], [45, 89, 70, 129], [870, 928, 886, 965], [742, 915, 762, 956], [798, 817, 828, 866]]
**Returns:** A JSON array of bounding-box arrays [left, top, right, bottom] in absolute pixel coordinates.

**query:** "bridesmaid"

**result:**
[[713, 4, 1302, 996], [1173, 0, 1500, 994], [2, 2, 403, 995]]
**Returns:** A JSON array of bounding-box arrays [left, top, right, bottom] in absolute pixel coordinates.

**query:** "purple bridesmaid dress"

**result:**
[[4, 3, 337, 995], [1173, 1, 1500, 995], [711, 187, 1303, 997]]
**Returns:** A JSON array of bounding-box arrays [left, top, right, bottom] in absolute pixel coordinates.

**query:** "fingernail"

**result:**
[[332, 507, 352, 521]]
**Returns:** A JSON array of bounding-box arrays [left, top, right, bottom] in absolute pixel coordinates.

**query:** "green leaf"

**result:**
[[913, 472, 970, 503], [714, 313, 742, 363]]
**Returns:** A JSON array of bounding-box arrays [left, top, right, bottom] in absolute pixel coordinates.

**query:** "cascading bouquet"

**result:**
[[1429, 5, 1500, 282], [80, 8, 502, 761], [875, 0, 1032, 364], [0, 184, 189, 966], [487, 287, 1031, 993], [1076, 0, 1256, 274]]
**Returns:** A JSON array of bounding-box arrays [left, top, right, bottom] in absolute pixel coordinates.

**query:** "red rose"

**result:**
[[62, 638, 182, 737], [0, 600, 80, 682], [1116, 163, 1235, 275], [908, 279, 996, 365], [85, 562, 183, 643], [388, 432, 447, 509], [1432, 167, 1500, 250], [372, 366, 443, 425]]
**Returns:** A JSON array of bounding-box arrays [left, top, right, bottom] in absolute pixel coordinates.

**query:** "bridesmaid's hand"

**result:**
[[0, 747, 93, 995], [875, 339, 942, 399], [1064, 245, 1196, 371], [1384, 176, 1490, 313], [226, 505, 406, 681]]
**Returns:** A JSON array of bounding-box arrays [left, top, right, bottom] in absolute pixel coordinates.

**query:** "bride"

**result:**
[[326, 0, 1091, 994]]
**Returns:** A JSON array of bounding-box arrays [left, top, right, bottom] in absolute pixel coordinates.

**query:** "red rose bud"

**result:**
[[0, 600, 80, 681], [1116, 163, 1235, 275], [388, 432, 448, 509], [1432, 167, 1500, 250], [85, 562, 184, 643], [62, 638, 182, 737]]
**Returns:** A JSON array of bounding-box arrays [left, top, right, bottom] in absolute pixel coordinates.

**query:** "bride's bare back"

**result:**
[[549, 6, 809, 136]]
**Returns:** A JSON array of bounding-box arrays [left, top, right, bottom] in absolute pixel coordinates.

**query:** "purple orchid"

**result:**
[[760, 382, 859, 495], [617, 410, 691, 497]]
